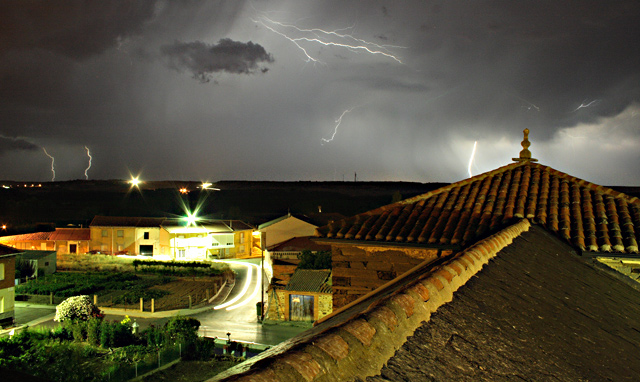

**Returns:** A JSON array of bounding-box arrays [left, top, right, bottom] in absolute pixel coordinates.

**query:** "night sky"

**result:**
[[1, 1, 639, 185]]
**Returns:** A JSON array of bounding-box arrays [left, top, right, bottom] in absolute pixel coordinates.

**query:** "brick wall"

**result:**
[[331, 244, 448, 309]]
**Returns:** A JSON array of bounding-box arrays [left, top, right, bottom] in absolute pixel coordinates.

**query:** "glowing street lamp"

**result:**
[[179, 187, 189, 194], [129, 176, 141, 188], [184, 211, 199, 226]]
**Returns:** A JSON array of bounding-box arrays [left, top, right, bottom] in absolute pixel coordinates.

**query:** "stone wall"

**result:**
[[317, 293, 333, 320], [331, 244, 451, 309], [267, 288, 287, 320]]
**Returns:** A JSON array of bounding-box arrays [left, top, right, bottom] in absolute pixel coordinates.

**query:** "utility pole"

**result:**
[[260, 231, 266, 322], [354, 172, 357, 182]]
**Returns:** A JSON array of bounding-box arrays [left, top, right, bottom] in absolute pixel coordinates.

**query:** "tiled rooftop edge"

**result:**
[[213, 219, 531, 382]]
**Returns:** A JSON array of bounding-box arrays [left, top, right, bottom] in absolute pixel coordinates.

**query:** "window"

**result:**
[[239, 246, 245, 253], [69, 244, 77, 253], [117, 230, 124, 237], [102, 230, 108, 237], [44, 262, 49, 266], [178, 249, 186, 258], [290, 295, 314, 321], [240, 234, 245, 244], [0, 263, 4, 280], [144, 232, 150, 240]]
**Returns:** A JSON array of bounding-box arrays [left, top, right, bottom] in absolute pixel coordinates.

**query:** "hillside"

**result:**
[[0, 180, 447, 234]]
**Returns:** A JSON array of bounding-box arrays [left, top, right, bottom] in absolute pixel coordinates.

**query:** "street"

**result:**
[[8, 259, 308, 346]]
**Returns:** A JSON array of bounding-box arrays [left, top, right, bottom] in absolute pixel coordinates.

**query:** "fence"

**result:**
[[103, 343, 183, 381], [16, 292, 214, 313]]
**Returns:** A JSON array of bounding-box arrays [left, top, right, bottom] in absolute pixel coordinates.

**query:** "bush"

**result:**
[[87, 318, 102, 346], [164, 316, 200, 345], [54, 295, 102, 322]]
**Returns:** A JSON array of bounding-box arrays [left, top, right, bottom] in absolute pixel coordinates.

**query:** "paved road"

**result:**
[[7, 259, 308, 345], [195, 259, 308, 345]]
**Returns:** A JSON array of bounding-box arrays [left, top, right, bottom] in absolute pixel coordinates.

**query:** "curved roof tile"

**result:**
[[315, 162, 640, 254]]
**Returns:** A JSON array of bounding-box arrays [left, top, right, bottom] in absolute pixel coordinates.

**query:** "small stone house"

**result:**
[[267, 269, 332, 323]]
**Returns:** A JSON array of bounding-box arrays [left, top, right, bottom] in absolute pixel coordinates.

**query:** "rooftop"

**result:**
[[316, 132, 639, 255], [286, 269, 332, 294]]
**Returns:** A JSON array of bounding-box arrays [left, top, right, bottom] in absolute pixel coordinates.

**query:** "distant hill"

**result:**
[[0, 180, 447, 235]]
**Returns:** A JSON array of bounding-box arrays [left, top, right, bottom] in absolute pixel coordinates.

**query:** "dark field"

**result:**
[[0, 179, 448, 234]]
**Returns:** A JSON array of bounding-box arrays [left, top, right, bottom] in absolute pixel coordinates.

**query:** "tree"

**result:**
[[54, 295, 102, 323], [298, 250, 332, 270], [15, 258, 36, 279]]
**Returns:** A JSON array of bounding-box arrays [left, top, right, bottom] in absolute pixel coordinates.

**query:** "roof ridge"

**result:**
[[214, 219, 532, 381]]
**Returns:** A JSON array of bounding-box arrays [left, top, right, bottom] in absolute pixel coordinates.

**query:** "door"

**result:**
[[289, 294, 314, 321], [69, 244, 77, 253]]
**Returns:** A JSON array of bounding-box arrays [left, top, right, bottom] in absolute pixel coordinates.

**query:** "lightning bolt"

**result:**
[[84, 146, 92, 180], [42, 147, 55, 181], [322, 107, 355, 144], [572, 99, 599, 112], [253, 16, 404, 65], [467, 141, 478, 177]]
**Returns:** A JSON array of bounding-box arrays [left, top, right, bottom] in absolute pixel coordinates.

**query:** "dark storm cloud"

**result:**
[[160, 39, 274, 82], [395, 1, 640, 140], [0, 135, 39, 155], [0, 1, 157, 59]]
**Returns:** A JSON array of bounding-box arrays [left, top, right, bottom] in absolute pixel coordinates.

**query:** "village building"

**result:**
[[89, 216, 169, 257], [16, 250, 57, 277], [258, 214, 320, 248], [0, 244, 19, 328], [266, 269, 332, 323], [212, 130, 640, 381], [0, 228, 90, 254], [161, 219, 260, 261]]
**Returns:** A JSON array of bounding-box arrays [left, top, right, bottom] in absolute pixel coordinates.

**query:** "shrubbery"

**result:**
[[54, 295, 102, 322]]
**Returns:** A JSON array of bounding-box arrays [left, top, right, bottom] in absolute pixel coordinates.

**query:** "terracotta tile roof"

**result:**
[[0, 231, 52, 242], [48, 228, 90, 241], [315, 161, 640, 254], [286, 269, 332, 294], [212, 219, 531, 382], [269, 236, 331, 252]]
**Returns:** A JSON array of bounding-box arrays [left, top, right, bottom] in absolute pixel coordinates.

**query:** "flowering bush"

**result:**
[[54, 295, 103, 322]]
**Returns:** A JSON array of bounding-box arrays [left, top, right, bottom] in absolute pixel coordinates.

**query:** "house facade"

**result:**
[[258, 214, 319, 248], [162, 219, 260, 261], [0, 228, 90, 255], [0, 244, 19, 328], [89, 216, 170, 257]]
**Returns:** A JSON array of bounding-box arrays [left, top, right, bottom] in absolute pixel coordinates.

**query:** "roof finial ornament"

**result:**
[[513, 128, 538, 162]]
